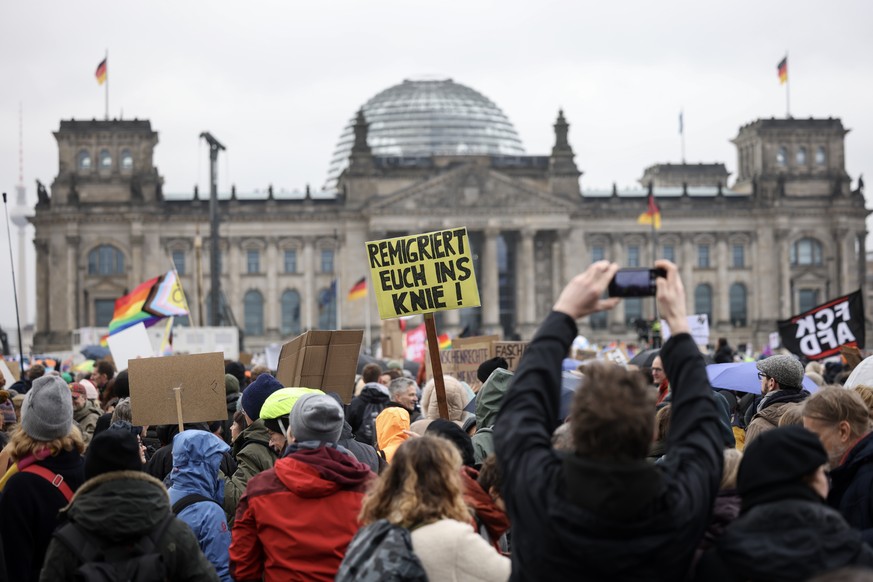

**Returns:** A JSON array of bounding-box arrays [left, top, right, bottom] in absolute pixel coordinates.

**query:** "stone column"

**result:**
[[611, 235, 625, 329], [777, 231, 792, 318], [66, 235, 79, 332], [716, 235, 729, 326], [303, 238, 315, 330], [682, 234, 695, 314], [228, 240, 241, 318], [563, 228, 585, 284], [35, 239, 50, 334], [130, 234, 144, 292], [481, 228, 501, 335], [518, 228, 537, 336], [265, 238, 278, 336], [551, 234, 563, 308]]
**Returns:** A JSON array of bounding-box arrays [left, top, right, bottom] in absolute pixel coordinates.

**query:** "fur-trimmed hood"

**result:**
[[63, 470, 172, 540]]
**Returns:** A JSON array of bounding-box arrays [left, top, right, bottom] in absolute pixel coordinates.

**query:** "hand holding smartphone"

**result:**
[[607, 267, 668, 298]]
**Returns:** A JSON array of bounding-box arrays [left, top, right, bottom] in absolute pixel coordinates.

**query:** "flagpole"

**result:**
[[104, 49, 109, 121], [785, 51, 791, 119]]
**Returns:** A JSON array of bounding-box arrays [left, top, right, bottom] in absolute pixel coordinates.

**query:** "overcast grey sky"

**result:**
[[1, 0, 872, 332]]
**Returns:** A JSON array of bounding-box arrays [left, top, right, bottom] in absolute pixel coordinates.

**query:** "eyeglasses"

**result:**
[[757, 372, 768, 380], [651, 367, 663, 372]]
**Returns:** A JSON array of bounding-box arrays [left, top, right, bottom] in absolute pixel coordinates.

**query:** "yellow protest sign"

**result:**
[[366, 227, 480, 319]]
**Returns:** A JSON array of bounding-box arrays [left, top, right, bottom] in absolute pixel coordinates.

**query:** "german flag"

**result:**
[[347, 276, 367, 301], [777, 57, 788, 85], [95, 58, 107, 85], [637, 193, 661, 230]]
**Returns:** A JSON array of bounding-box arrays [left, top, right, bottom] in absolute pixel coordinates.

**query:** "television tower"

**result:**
[[10, 103, 30, 330]]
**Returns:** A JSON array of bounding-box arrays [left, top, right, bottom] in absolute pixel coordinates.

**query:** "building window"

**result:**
[[94, 299, 116, 327], [590, 311, 608, 330], [627, 245, 640, 268], [120, 149, 133, 171], [799, 289, 820, 313], [99, 149, 112, 170], [172, 250, 186, 276], [694, 284, 713, 322], [729, 283, 747, 327], [697, 244, 710, 268], [77, 149, 92, 170], [281, 289, 302, 336], [591, 245, 605, 263], [777, 146, 787, 166], [662, 244, 675, 262], [88, 245, 125, 276], [791, 237, 823, 266], [244, 290, 264, 336], [247, 249, 260, 274], [796, 147, 807, 165], [731, 244, 745, 268], [284, 249, 297, 273], [318, 285, 337, 329], [320, 249, 334, 273], [625, 298, 643, 326], [816, 146, 826, 165]]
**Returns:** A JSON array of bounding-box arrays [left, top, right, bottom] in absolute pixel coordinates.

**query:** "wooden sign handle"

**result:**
[[424, 313, 450, 420], [173, 386, 184, 433]]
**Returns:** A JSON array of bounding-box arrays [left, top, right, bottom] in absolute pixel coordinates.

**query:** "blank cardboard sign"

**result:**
[[276, 330, 363, 403], [128, 352, 226, 426], [107, 322, 155, 372]]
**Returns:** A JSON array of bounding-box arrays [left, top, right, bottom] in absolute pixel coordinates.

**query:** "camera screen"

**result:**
[[614, 269, 652, 294]]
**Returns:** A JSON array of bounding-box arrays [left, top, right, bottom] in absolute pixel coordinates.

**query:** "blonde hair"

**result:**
[[778, 403, 804, 427], [853, 385, 873, 417], [805, 361, 824, 376], [803, 386, 872, 438], [9, 424, 84, 462], [720, 448, 743, 490], [359, 435, 470, 529]]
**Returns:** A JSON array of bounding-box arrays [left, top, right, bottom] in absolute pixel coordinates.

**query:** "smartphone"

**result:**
[[608, 268, 667, 298]]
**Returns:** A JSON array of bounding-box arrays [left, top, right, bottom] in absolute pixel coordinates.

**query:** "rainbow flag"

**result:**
[[108, 276, 161, 336], [438, 334, 451, 350], [348, 277, 367, 301], [777, 56, 788, 85], [637, 192, 661, 230], [95, 58, 107, 85]]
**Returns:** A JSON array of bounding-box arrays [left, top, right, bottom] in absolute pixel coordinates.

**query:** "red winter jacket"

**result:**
[[229, 444, 374, 582]]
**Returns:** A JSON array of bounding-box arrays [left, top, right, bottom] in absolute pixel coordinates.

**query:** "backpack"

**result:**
[[171, 493, 222, 515], [52, 515, 173, 582], [336, 519, 428, 582], [356, 401, 385, 446]]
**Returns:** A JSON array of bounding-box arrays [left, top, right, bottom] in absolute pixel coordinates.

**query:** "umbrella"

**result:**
[[81, 345, 111, 360], [629, 348, 660, 368], [706, 362, 819, 395], [464, 370, 579, 421], [845, 356, 873, 389]]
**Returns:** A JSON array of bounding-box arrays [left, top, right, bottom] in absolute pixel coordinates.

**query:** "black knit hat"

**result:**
[[478, 357, 509, 383], [84, 427, 142, 480], [426, 418, 476, 467], [738, 425, 827, 497]]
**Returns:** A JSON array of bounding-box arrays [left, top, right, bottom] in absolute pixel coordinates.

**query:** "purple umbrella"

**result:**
[[706, 362, 819, 395]]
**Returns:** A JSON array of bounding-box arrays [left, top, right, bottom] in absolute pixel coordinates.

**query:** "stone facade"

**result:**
[[31, 114, 869, 354]]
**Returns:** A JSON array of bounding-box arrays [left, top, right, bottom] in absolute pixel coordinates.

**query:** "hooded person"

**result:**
[[224, 373, 283, 525], [144, 423, 237, 486], [695, 426, 873, 581], [39, 428, 219, 582], [70, 382, 102, 447], [420, 375, 474, 424], [167, 431, 233, 582], [471, 368, 514, 465], [346, 364, 391, 446], [230, 393, 374, 582], [223, 374, 241, 446], [375, 406, 410, 463], [0, 376, 86, 582]]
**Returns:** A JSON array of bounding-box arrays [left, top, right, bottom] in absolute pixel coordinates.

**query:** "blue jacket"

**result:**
[[828, 430, 873, 544], [167, 431, 232, 582]]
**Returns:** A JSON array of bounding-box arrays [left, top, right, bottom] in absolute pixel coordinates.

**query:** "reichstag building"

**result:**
[[31, 78, 868, 353]]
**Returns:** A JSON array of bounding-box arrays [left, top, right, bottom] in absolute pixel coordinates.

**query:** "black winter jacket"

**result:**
[[347, 384, 390, 445], [829, 430, 873, 544], [495, 311, 724, 581], [695, 489, 873, 581], [0, 448, 85, 582]]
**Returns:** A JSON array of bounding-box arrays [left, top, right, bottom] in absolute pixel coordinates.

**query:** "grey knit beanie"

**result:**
[[289, 393, 344, 444], [22, 375, 74, 441]]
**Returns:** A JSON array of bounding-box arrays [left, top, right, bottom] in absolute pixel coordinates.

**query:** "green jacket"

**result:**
[[73, 400, 102, 447], [471, 368, 513, 465], [39, 470, 219, 582], [224, 418, 277, 525]]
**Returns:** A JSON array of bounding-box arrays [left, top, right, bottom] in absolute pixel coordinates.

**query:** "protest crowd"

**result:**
[[4, 259, 873, 581]]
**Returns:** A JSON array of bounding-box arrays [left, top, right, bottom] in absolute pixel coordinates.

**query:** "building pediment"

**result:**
[[366, 164, 578, 215]]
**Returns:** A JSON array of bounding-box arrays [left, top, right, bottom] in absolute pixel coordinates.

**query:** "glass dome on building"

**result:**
[[326, 78, 525, 186]]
